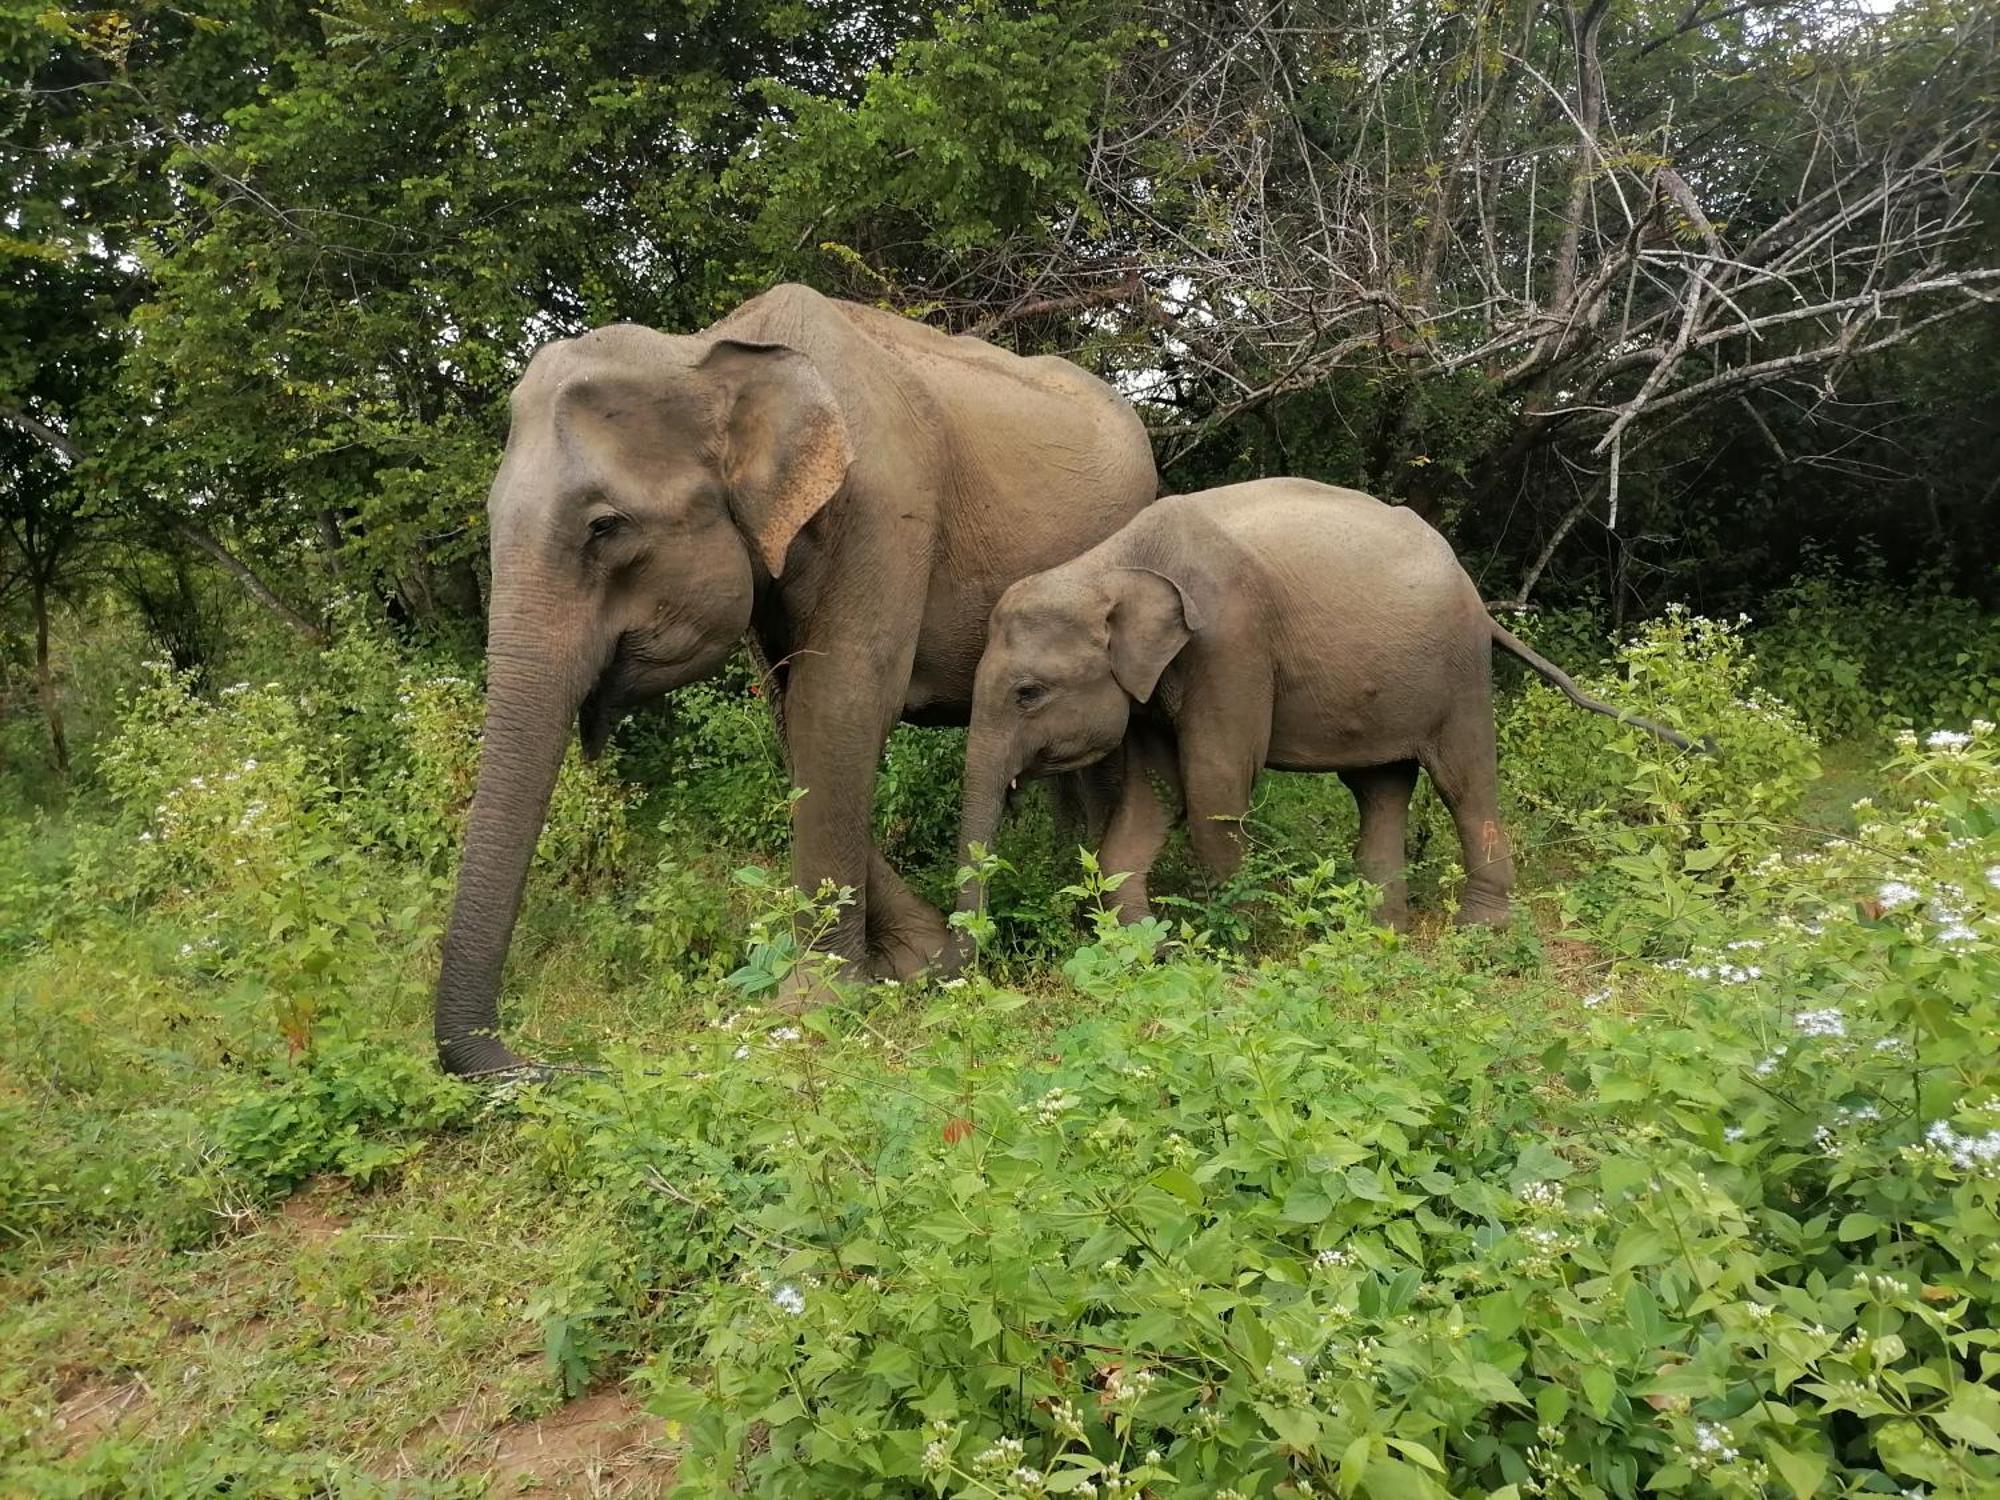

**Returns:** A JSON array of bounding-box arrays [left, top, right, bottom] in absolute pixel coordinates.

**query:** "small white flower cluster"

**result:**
[[1516, 1180, 1564, 1212], [1023, 1087, 1081, 1127], [1515, 1223, 1579, 1277], [1581, 988, 1611, 1009], [1101, 1365, 1156, 1406], [1929, 897, 1979, 948], [1794, 1007, 1846, 1039], [921, 1419, 959, 1476], [1314, 1246, 1355, 1269], [1048, 1397, 1086, 1442], [1663, 956, 1761, 984], [770, 1282, 805, 1316], [1922, 1120, 2000, 1175], [970, 1436, 1025, 1475], [1689, 1420, 1741, 1468], [1877, 880, 1921, 910]]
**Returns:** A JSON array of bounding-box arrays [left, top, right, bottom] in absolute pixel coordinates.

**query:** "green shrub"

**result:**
[[1751, 570, 2000, 739], [507, 725, 2000, 1499], [215, 1036, 477, 1197], [1501, 607, 1821, 948]]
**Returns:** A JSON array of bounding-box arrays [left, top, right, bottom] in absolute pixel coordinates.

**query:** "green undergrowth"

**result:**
[[2, 598, 1998, 1495]]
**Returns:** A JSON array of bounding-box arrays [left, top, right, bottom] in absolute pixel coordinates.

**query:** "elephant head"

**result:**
[[435, 325, 853, 1075], [950, 561, 1201, 945]]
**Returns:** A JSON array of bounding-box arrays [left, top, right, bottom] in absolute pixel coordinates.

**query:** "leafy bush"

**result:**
[[1752, 571, 2000, 739], [216, 1037, 477, 1196], [507, 725, 2000, 1499], [1502, 607, 1821, 947]]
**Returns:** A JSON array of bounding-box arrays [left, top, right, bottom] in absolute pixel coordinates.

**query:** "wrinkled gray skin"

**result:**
[[949, 478, 1698, 950], [436, 283, 1155, 1075]]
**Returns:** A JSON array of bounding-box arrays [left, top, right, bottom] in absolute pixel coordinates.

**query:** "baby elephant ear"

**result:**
[[700, 338, 854, 578], [1108, 567, 1200, 703]]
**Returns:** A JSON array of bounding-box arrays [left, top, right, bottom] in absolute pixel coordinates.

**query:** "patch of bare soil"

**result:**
[[48, 1378, 148, 1455], [476, 1389, 679, 1496], [275, 1178, 352, 1243]]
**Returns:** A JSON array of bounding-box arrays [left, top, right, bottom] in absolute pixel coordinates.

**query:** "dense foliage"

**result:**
[[4, 598, 1999, 1493], [5, 0, 1999, 759]]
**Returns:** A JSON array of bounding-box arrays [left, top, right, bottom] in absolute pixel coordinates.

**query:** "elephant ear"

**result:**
[[1107, 566, 1200, 703], [701, 338, 854, 578]]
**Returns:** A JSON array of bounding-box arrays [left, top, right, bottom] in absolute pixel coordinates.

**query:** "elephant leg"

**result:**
[[769, 615, 925, 992], [1052, 757, 1125, 849], [1097, 723, 1182, 923], [1339, 761, 1420, 930], [865, 849, 949, 980], [1175, 665, 1272, 882], [1422, 712, 1515, 926]]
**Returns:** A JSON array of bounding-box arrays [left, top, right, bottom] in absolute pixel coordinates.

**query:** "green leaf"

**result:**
[[1340, 1433, 1372, 1495], [1939, 1383, 2000, 1452], [1581, 1365, 1618, 1418], [967, 1300, 1002, 1347], [1281, 1187, 1334, 1223], [1611, 1226, 1670, 1275], [1836, 1212, 1883, 1242], [1767, 1444, 1827, 1500]]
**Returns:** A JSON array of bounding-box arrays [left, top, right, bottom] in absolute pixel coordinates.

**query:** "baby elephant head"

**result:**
[[949, 562, 1199, 940]]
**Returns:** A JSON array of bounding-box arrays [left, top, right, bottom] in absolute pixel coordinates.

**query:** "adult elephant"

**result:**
[[434, 283, 1156, 1075]]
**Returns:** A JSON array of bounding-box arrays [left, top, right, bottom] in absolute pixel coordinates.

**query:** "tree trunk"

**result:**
[[31, 577, 68, 775]]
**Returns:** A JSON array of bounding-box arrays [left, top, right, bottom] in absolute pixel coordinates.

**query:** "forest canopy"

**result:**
[[5, 0, 1998, 717]]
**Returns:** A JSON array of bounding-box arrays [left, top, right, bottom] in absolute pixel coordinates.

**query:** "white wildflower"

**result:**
[[1795, 1008, 1846, 1038], [1517, 1181, 1563, 1211], [770, 1283, 806, 1315], [1582, 988, 1610, 1009], [769, 1026, 801, 1043], [1724, 1126, 1746, 1142], [1692, 1420, 1740, 1464], [1924, 1121, 2000, 1173], [1926, 729, 1970, 750], [1878, 879, 1923, 909]]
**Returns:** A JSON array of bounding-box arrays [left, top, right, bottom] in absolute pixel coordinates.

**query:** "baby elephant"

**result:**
[[950, 478, 1696, 943]]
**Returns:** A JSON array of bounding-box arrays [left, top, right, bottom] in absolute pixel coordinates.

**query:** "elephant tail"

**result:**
[[1488, 621, 1711, 754]]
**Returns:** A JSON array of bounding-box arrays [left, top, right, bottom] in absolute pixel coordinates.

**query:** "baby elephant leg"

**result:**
[[1339, 761, 1420, 930], [1423, 714, 1515, 926], [1096, 722, 1183, 923]]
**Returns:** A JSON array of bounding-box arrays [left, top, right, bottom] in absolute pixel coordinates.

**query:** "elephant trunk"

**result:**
[[434, 602, 596, 1076], [948, 727, 1018, 963]]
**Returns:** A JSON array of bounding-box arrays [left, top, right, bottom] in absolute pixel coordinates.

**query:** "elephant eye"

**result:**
[[1015, 681, 1049, 709], [586, 512, 626, 542]]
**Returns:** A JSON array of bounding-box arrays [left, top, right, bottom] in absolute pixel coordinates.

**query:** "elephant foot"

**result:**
[[1111, 888, 1154, 926], [936, 925, 978, 977], [865, 905, 951, 982], [1454, 892, 1512, 928], [438, 1031, 534, 1080], [1373, 901, 1412, 934], [773, 961, 849, 1016]]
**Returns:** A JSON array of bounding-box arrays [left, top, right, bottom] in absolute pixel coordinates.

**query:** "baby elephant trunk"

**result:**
[[947, 727, 1021, 967]]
